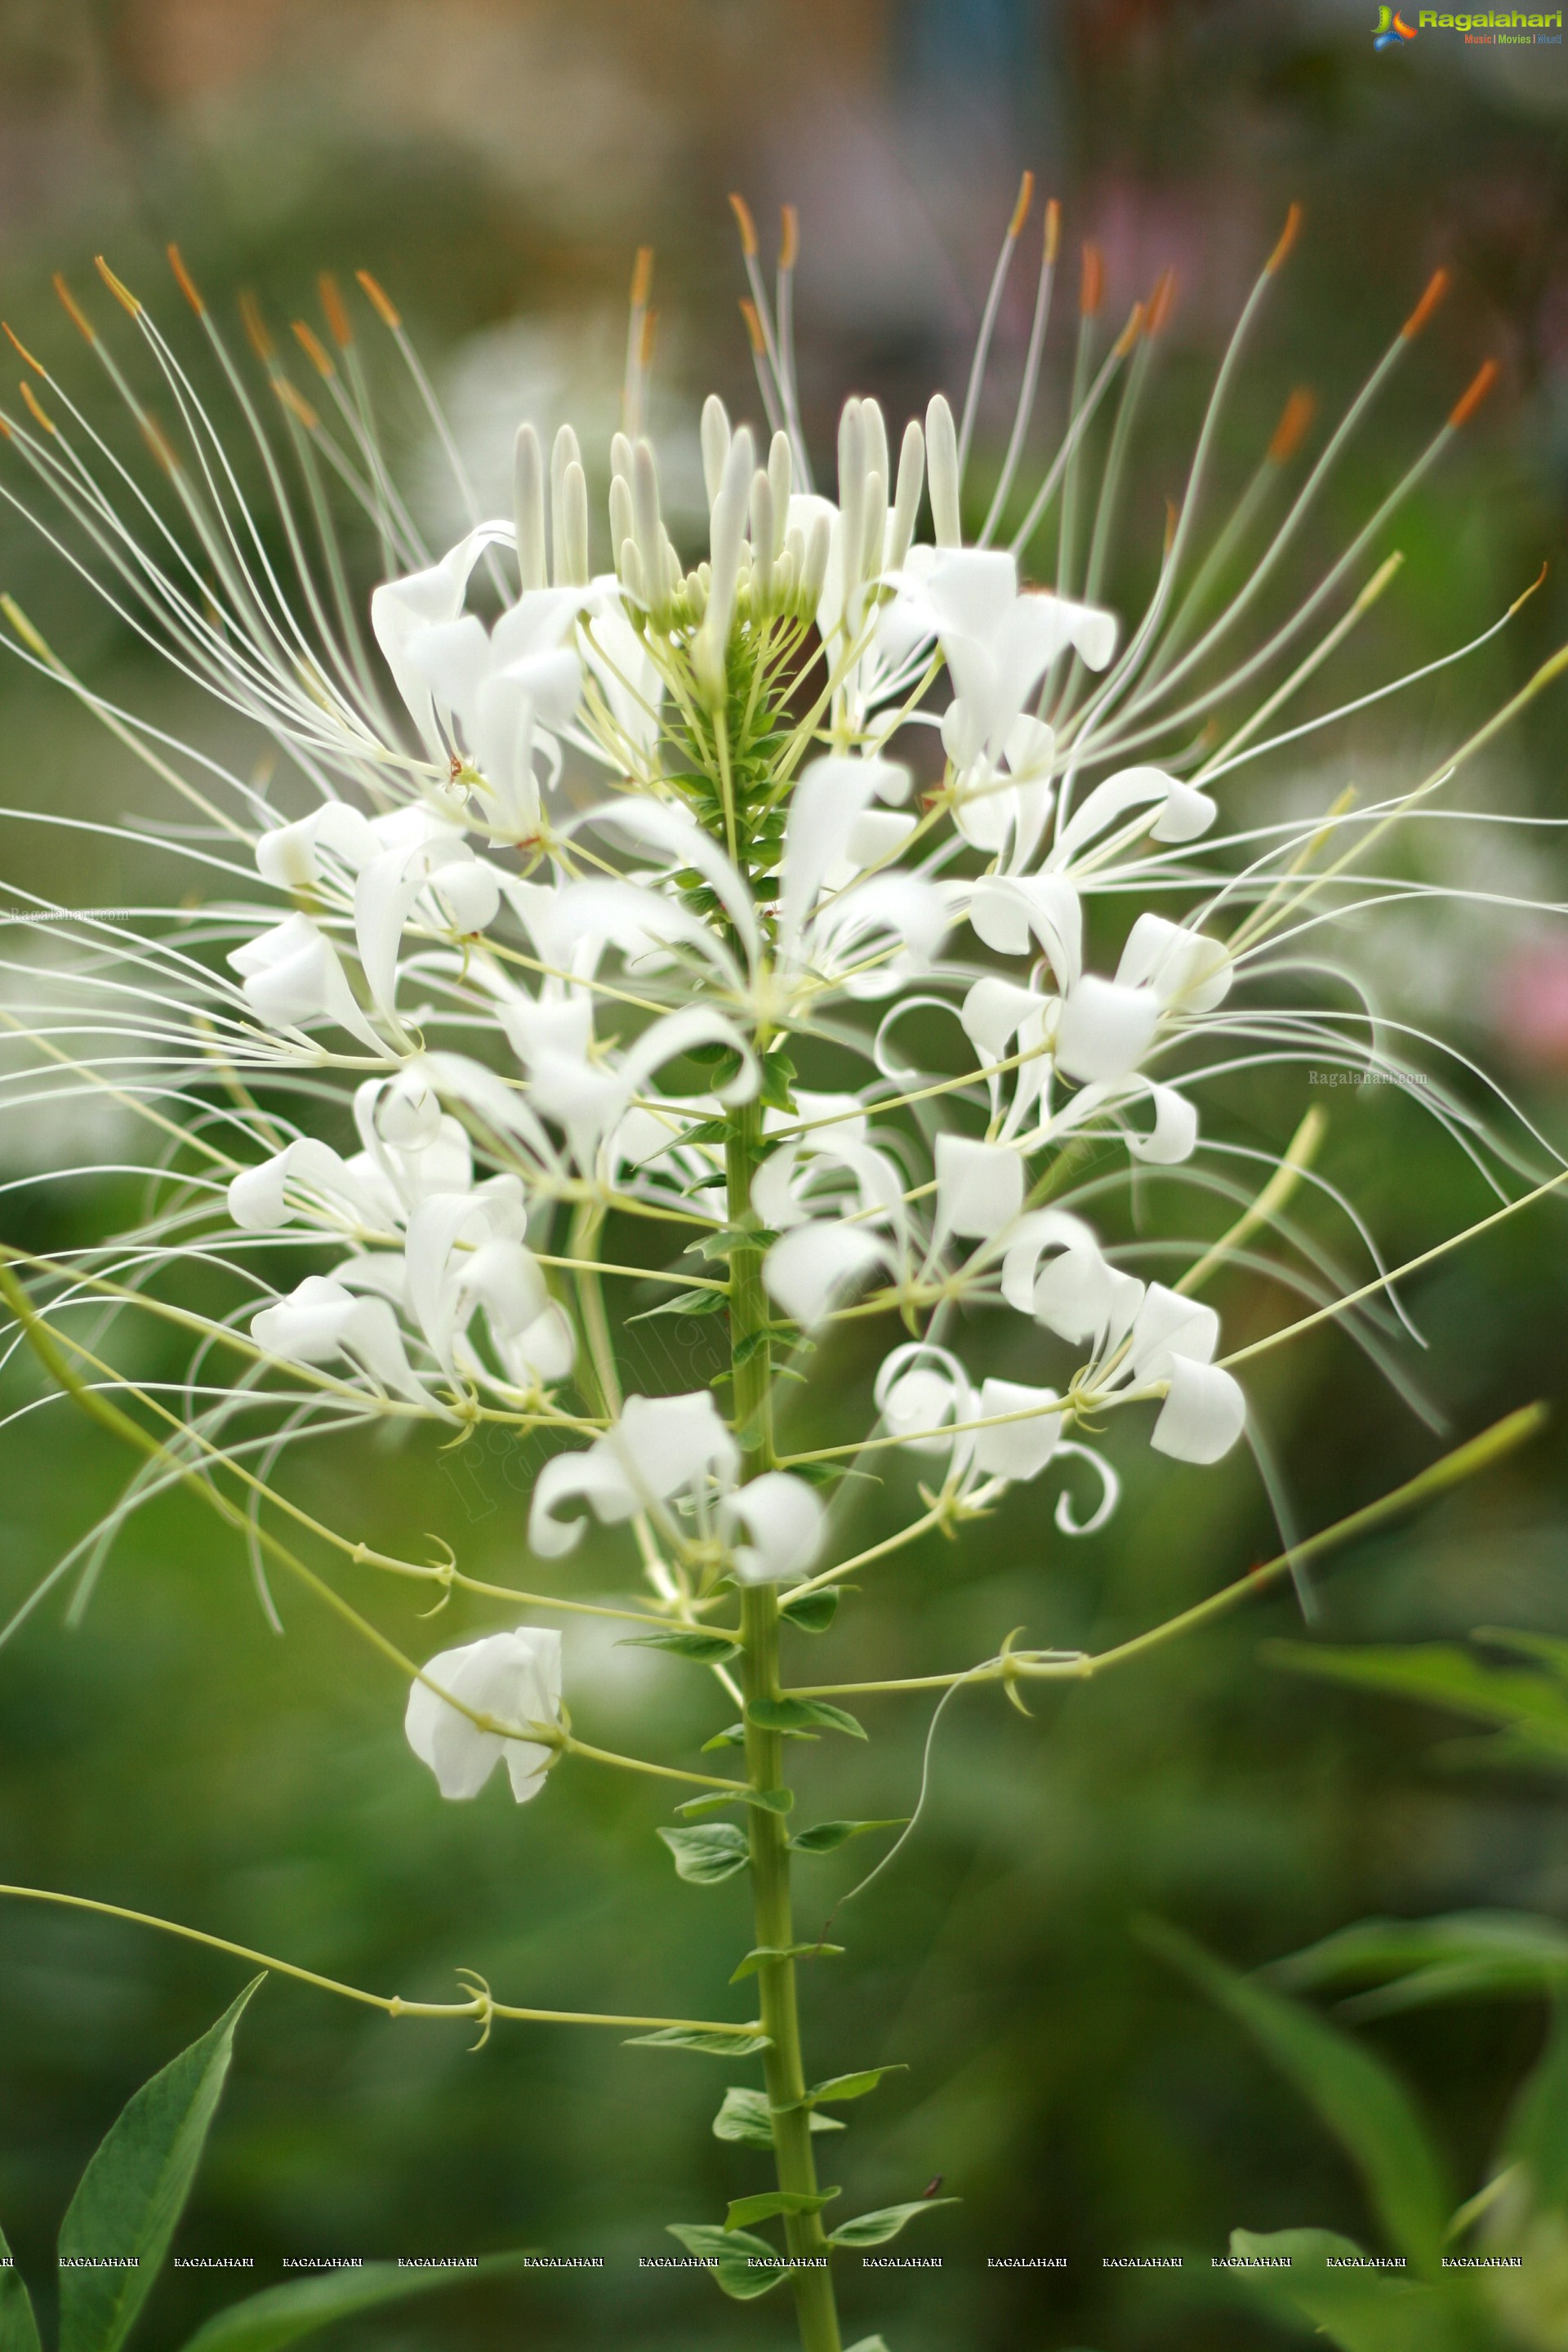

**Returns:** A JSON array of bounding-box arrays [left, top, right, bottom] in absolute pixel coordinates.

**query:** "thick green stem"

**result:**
[[728, 1102, 842, 2352]]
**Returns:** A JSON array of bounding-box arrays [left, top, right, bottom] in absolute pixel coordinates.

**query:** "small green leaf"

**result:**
[[748, 1697, 866, 1740], [0, 2221, 41, 2352], [1144, 1922, 1451, 2275], [679, 1786, 791, 1820], [657, 1824, 751, 1884], [804, 2065, 907, 2106], [729, 1943, 844, 1984], [627, 1288, 729, 1322], [673, 1118, 730, 1147], [626, 2025, 771, 2056], [173, 2253, 537, 2352], [666, 2225, 788, 2301], [731, 1329, 770, 1370], [622, 1629, 741, 1664], [789, 1819, 906, 1855], [711, 2087, 844, 2146], [779, 1588, 840, 1633], [724, 2188, 838, 2231], [702, 1724, 748, 1750], [828, 2198, 958, 2248], [59, 1976, 263, 2352]]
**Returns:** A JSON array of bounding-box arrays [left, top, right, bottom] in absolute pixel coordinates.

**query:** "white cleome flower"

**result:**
[[404, 1628, 564, 1802]]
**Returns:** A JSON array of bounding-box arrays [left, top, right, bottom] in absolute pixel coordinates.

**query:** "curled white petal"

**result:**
[[1151, 1356, 1247, 1464]]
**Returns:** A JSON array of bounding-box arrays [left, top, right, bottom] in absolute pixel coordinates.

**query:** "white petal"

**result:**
[[1151, 1356, 1247, 1464], [611, 1391, 739, 1501], [1125, 1083, 1198, 1165], [528, 1447, 638, 1556], [1116, 913, 1232, 1012], [973, 1378, 1062, 1481], [961, 974, 1045, 1063], [935, 1134, 1023, 1241], [763, 1222, 884, 1329], [723, 1471, 826, 1584], [1126, 1283, 1219, 1383], [1055, 977, 1160, 1084], [405, 1628, 563, 1803], [969, 874, 1082, 991], [999, 1209, 1100, 1316]]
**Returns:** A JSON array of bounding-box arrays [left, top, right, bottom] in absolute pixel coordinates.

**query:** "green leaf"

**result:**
[[789, 1819, 906, 1855], [626, 2025, 771, 2056], [1224, 2230, 1465, 2352], [1144, 1923, 1450, 2274], [627, 1288, 729, 1322], [804, 2065, 906, 2107], [828, 2198, 958, 2248], [729, 1943, 844, 1984], [778, 1588, 841, 1633], [622, 1629, 741, 1664], [1267, 1642, 1568, 1761], [0, 2221, 41, 2352], [1272, 1910, 1568, 2018], [665, 2225, 788, 2301], [58, 1978, 263, 2352], [724, 2188, 838, 2231], [1503, 1994, 1568, 2207], [712, 2088, 843, 2147], [747, 1697, 866, 1740], [672, 1118, 730, 1147], [675, 1787, 791, 1822], [657, 1823, 751, 1883], [174, 2253, 537, 2352], [702, 1722, 819, 1751]]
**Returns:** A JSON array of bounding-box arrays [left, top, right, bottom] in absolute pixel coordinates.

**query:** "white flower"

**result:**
[[720, 1472, 826, 1584], [529, 1392, 740, 1557], [404, 1628, 564, 1802]]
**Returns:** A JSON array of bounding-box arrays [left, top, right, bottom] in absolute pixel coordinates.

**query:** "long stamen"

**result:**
[[957, 170, 1034, 483]]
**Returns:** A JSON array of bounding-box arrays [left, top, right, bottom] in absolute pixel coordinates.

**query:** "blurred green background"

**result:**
[[2, 2, 1567, 2347]]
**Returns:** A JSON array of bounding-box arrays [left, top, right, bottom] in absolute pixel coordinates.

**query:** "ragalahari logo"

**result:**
[[1374, 5, 1419, 41]]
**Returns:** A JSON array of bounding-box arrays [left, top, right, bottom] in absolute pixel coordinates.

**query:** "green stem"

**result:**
[[728, 1101, 842, 2352]]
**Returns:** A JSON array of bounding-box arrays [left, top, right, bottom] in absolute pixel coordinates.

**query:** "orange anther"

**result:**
[[94, 256, 141, 315], [2, 323, 45, 376], [779, 203, 800, 271], [629, 244, 654, 310], [1112, 301, 1144, 358], [20, 381, 55, 434], [1266, 203, 1303, 275], [738, 296, 766, 354], [1080, 243, 1103, 318], [292, 319, 335, 377], [728, 194, 759, 258], [1146, 269, 1178, 337], [639, 306, 658, 371], [1043, 197, 1061, 268], [1267, 385, 1316, 465], [52, 275, 96, 343], [238, 290, 273, 361], [355, 270, 402, 330], [1008, 171, 1036, 240], [167, 245, 204, 314], [274, 378, 320, 430], [1449, 358, 1498, 430], [1401, 267, 1450, 341], [318, 271, 352, 350]]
